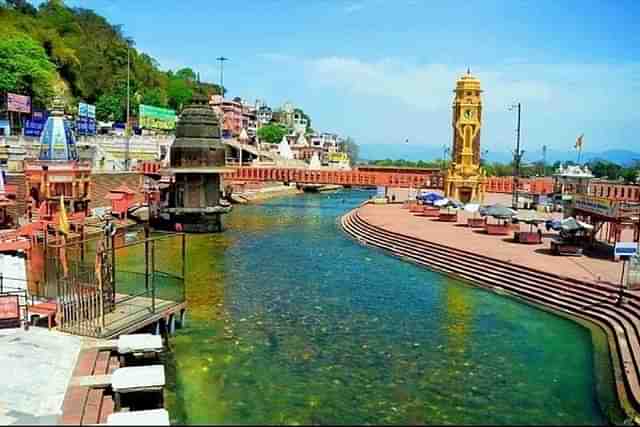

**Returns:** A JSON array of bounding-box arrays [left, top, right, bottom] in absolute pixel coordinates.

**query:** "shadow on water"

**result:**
[[158, 190, 622, 425]]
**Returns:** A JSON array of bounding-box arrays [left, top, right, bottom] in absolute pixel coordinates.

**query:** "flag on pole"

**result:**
[[58, 194, 70, 235], [575, 134, 584, 150]]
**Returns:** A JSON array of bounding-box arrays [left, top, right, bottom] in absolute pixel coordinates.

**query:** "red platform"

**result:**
[[485, 223, 511, 235]]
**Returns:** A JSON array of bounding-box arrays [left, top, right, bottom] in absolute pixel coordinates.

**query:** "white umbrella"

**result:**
[[464, 203, 480, 213]]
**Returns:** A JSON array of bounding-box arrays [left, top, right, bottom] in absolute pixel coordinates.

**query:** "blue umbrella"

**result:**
[[417, 192, 444, 204]]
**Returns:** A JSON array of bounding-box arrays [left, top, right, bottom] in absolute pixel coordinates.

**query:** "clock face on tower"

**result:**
[[464, 109, 474, 120]]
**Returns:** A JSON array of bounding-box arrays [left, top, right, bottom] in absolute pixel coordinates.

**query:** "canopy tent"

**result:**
[[464, 203, 481, 219], [417, 192, 444, 204], [481, 204, 517, 219]]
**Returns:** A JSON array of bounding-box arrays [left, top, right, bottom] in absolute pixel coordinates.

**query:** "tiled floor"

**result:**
[[0, 328, 81, 425], [358, 194, 633, 286]]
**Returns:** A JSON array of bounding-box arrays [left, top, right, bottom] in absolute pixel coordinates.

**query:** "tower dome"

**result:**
[[170, 93, 226, 169], [38, 97, 79, 161]]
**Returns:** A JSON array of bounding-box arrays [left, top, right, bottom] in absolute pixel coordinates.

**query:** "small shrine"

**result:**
[[106, 184, 136, 220], [444, 69, 487, 203], [553, 164, 594, 195], [24, 97, 91, 225], [151, 94, 232, 232]]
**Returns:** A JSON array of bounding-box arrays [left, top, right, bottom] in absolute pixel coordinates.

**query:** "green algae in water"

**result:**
[[157, 191, 619, 425]]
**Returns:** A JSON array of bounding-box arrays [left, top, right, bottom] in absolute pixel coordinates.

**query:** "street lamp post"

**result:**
[[216, 56, 228, 99], [442, 145, 450, 171], [125, 40, 131, 171], [509, 102, 523, 210]]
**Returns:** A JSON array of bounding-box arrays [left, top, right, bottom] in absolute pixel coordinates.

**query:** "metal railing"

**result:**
[[42, 227, 186, 338]]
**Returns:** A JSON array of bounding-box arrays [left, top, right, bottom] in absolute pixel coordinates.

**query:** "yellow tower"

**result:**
[[444, 69, 487, 203]]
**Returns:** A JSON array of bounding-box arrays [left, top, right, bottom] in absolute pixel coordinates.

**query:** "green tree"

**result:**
[[621, 168, 638, 184], [339, 137, 360, 165], [257, 123, 289, 144], [0, 34, 56, 106], [141, 87, 166, 108], [96, 90, 124, 122], [588, 159, 623, 180], [167, 77, 192, 111]]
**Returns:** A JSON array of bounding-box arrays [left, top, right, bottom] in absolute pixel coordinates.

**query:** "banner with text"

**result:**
[[573, 194, 618, 218], [139, 104, 177, 130], [6, 93, 31, 113]]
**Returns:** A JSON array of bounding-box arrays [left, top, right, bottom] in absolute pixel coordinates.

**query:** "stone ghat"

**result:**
[[341, 207, 640, 422]]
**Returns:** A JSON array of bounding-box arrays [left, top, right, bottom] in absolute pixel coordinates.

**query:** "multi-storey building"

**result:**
[[209, 95, 243, 138]]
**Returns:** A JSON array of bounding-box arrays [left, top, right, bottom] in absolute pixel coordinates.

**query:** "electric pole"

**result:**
[[125, 39, 131, 171], [216, 56, 228, 99], [509, 102, 522, 210]]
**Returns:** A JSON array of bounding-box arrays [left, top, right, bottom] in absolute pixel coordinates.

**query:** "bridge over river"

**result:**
[[138, 161, 555, 194]]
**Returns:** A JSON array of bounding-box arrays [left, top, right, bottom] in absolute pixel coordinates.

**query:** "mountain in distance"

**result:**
[[360, 144, 640, 166]]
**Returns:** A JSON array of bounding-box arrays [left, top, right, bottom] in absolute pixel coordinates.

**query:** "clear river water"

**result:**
[[157, 189, 621, 425]]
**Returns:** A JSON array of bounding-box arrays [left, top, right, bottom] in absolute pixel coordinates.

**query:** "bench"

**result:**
[[29, 302, 57, 329]]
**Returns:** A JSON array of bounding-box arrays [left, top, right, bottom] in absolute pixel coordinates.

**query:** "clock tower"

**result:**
[[444, 69, 487, 203]]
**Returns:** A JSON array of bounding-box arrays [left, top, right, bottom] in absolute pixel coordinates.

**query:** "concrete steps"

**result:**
[[341, 208, 640, 420]]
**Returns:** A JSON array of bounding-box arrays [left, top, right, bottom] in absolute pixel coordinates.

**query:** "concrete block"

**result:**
[[111, 365, 165, 393], [117, 334, 163, 355], [106, 408, 170, 425]]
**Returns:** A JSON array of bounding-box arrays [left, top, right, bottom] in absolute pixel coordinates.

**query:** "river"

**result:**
[[161, 189, 619, 425]]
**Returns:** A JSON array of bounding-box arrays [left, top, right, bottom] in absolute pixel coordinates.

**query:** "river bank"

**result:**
[[229, 182, 303, 204], [342, 200, 637, 423]]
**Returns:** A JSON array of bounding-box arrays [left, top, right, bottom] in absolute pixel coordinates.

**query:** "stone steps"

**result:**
[[341, 208, 640, 420]]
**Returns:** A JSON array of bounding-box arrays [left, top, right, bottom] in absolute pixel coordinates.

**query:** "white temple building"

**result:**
[[277, 135, 294, 160], [309, 152, 322, 170]]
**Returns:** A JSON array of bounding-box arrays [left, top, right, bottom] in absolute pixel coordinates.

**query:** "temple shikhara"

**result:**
[[24, 97, 91, 224], [150, 93, 232, 232], [444, 69, 487, 203]]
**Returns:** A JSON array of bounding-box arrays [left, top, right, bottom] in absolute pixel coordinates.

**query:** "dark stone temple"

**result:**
[[152, 94, 232, 232]]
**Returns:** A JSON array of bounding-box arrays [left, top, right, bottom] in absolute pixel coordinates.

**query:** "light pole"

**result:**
[[509, 102, 523, 209], [216, 56, 228, 99], [125, 39, 132, 170], [442, 145, 450, 171]]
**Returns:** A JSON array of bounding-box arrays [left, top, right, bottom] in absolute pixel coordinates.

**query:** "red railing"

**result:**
[[137, 161, 637, 200]]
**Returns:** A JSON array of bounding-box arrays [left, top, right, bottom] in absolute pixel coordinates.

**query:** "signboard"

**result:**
[[573, 194, 618, 218], [139, 104, 177, 130], [24, 110, 48, 137], [77, 103, 96, 135], [78, 102, 96, 119], [6, 93, 31, 113], [0, 295, 19, 322], [48, 175, 74, 183], [0, 119, 9, 137], [615, 242, 638, 258]]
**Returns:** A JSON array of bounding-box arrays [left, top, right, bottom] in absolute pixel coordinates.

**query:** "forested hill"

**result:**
[[0, 0, 222, 121]]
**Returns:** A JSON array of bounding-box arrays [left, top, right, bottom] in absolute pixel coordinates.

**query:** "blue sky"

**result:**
[[36, 0, 640, 160]]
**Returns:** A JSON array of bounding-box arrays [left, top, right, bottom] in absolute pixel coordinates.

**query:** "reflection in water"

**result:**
[[155, 190, 616, 425]]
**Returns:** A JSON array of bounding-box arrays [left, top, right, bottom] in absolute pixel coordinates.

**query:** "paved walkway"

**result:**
[[359, 195, 630, 286], [0, 328, 81, 425]]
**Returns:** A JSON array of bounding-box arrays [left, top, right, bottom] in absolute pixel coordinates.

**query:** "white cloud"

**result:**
[[276, 56, 638, 118], [260, 53, 640, 152]]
